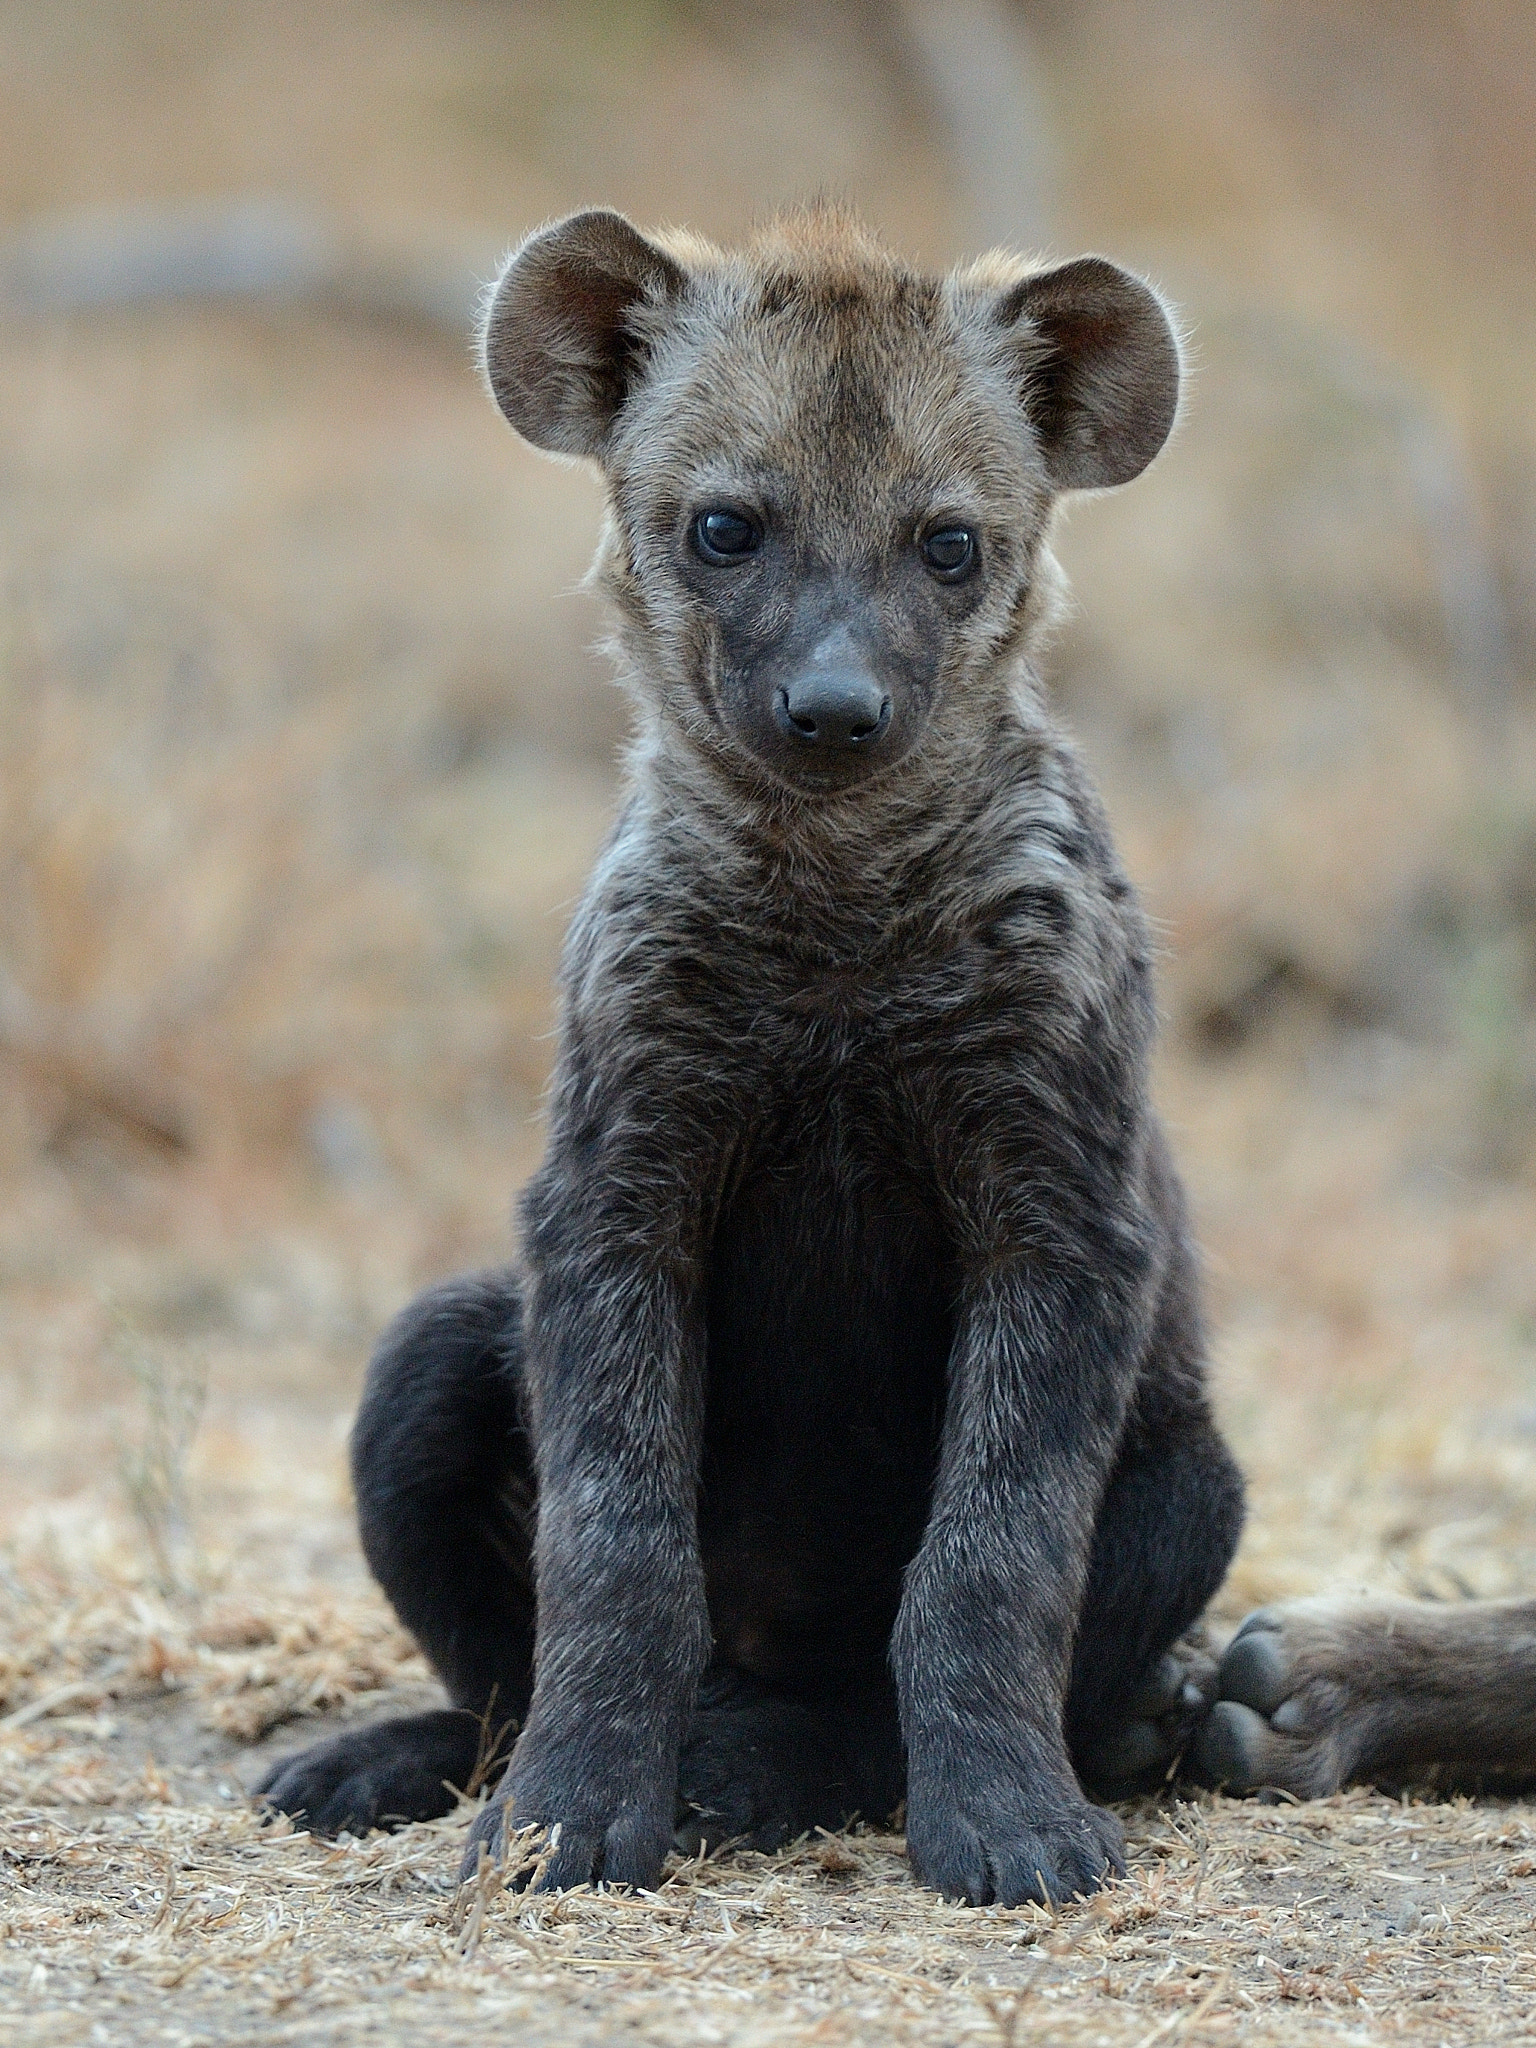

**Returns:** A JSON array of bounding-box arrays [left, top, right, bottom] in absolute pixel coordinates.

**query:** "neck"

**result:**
[[616, 660, 1062, 963]]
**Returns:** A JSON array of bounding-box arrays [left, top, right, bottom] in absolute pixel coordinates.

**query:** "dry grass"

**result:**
[[3, 2, 1536, 2043], [4, 1473, 1536, 2048], [2, 1261, 1535, 2046], [5, 1777, 1536, 2048]]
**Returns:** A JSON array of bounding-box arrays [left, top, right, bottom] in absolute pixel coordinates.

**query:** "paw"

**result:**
[[675, 1698, 849, 1855], [1189, 1603, 1370, 1797], [460, 1765, 673, 1891], [1077, 1633, 1220, 1798], [906, 1781, 1126, 1907], [254, 1709, 486, 1836]]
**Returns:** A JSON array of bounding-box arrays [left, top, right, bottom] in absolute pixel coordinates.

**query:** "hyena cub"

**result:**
[[258, 206, 1244, 1907]]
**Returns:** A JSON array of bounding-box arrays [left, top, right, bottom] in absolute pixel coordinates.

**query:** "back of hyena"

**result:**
[[258, 205, 1247, 1907]]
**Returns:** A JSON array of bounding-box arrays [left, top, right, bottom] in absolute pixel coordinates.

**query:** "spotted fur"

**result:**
[[258, 206, 1241, 1908]]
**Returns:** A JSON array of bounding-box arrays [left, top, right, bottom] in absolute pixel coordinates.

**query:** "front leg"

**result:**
[[894, 1257, 1148, 1907], [465, 1186, 713, 1890]]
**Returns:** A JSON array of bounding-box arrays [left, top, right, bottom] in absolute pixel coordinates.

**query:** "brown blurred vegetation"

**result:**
[[2, 0, 1535, 1609]]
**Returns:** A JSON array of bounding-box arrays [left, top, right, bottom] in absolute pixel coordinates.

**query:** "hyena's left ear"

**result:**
[[480, 209, 688, 460], [995, 256, 1181, 491]]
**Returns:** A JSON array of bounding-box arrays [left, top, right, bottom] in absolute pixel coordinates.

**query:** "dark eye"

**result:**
[[692, 509, 762, 563], [920, 526, 977, 580]]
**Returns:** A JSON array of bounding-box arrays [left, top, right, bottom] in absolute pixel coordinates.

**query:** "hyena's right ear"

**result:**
[[480, 210, 688, 460]]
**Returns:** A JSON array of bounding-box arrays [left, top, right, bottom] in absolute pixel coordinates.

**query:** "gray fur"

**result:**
[[478, 207, 1218, 1904], [260, 206, 1241, 1908]]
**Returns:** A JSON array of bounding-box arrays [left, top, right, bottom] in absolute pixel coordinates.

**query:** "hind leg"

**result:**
[[1066, 1253, 1246, 1798], [256, 1270, 535, 1835], [1192, 1594, 1536, 1795]]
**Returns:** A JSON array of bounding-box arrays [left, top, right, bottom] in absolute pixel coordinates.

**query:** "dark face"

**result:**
[[671, 494, 994, 793], [613, 296, 1046, 797]]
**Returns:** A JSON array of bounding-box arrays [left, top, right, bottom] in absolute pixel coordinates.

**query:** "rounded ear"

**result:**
[[480, 209, 688, 460], [996, 256, 1181, 491]]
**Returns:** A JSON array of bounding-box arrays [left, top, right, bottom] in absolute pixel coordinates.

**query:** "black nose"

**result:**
[[776, 671, 892, 749]]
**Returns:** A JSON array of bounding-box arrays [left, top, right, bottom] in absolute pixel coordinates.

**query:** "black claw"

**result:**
[[1219, 1629, 1294, 1717], [1188, 1699, 1273, 1789]]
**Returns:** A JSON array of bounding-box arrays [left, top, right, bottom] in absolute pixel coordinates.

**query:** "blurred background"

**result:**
[[3, 0, 1536, 1659]]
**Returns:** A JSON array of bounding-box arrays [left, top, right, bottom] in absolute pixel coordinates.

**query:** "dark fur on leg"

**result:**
[[264, 211, 1250, 1902], [1066, 1223, 1246, 1796], [256, 1273, 532, 1837]]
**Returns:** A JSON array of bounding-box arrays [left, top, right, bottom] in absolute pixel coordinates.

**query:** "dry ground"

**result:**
[[4, 4, 1536, 2043]]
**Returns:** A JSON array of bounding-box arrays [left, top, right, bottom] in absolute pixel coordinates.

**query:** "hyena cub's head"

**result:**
[[480, 207, 1179, 797]]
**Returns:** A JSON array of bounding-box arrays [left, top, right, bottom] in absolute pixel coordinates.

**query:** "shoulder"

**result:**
[[558, 789, 745, 1049], [959, 719, 1152, 1006]]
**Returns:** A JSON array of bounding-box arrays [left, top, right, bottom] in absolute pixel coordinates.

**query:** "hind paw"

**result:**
[[1077, 1631, 1219, 1797], [675, 1696, 855, 1855], [677, 1669, 906, 1856], [254, 1709, 492, 1837], [1189, 1603, 1376, 1797]]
